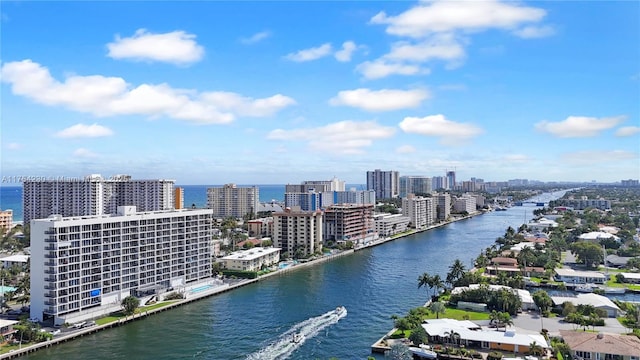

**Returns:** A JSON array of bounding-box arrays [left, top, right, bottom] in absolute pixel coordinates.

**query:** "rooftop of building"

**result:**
[[0, 254, 29, 263], [220, 247, 281, 261], [559, 330, 640, 356], [554, 268, 606, 278], [32, 206, 213, 224], [550, 293, 620, 310]]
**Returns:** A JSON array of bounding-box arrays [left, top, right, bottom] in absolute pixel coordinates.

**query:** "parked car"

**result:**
[[82, 321, 96, 328], [28, 317, 39, 323], [49, 329, 61, 336], [72, 321, 86, 329], [7, 309, 21, 316]]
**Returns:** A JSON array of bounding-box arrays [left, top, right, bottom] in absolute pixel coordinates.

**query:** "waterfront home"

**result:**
[[451, 284, 536, 311], [0, 319, 18, 343], [559, 330, 640, 360], [550, 293, 620, 317], [0, 253, 29, 270], [605, 254, 633, 268], [578, 231, 620, 243], [526, 218, 558, 232], [421, 318, 548, 355], [220, 247, 281, 272], [618, 272, 640, 284], [554, 268, 606, 284]]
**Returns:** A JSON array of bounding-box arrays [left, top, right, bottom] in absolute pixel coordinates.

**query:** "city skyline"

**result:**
[[1, 1, 639, 185]]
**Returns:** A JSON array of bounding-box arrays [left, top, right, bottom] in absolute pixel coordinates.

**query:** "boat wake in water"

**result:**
[[246, 307, 347, 360]]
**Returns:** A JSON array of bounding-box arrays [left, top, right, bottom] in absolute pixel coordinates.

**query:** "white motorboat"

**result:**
[[335, 306, 347, 317], [291, 333, 304, 344], [408, 346, 438, 359], [603, 287, 626, 294], [574, 284, 595, 293]]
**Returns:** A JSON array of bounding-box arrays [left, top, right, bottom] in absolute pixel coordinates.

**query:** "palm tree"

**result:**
[[528, 341, 544, 356], [444, 329, 461, 346], [446, 259, 466, 287], [418, 272, 432, 298], [489, 310, 500, 328], [431, 274, 444, 298]]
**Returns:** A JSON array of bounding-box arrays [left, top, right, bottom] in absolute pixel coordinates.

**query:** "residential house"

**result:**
[[551, 293, 621, 317], [554, 268, 606, 284], [559, 330, 640, 360]]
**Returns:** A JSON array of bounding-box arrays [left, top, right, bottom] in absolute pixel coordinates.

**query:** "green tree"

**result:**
[[429, 301, 446, 319], [498, 312, 513, 331], [385, 343, 412, 360], [528, 341, 544, 356], [408, 325, 428, 346], [569, 241, 604, 268], [121, 296, 140, 316], [532, 290, 553, 315]]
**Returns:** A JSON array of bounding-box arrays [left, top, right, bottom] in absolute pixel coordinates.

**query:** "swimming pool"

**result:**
[[190, 285, 213, 294]]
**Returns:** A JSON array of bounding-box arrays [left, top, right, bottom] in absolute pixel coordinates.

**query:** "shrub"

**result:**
[[163, 291, 185, 301], [487, 351, 504, 360]]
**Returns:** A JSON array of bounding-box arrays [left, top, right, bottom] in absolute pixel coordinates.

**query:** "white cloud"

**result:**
[[240, 30, 271, 44], [73, 148, 98, 158], [513, 25, 555, 38], [267, 120, 395, 154], [370, 0, 547, 38], [562, 150, 638, 165], [535, 115, 626, 138], [396, 145, 416, 154], [334, 41, 358, 62], [363, 1, 552, 79], [503, 154, 531, 163], [399, 114, 483, 145], [4, 143, 22, 150], [285, 43, 333, 62], [55, 123, 114, 138], [615, 126, 640, 137], [385, 35, 465, 62], [356, 59, 428, 79], [1, 60, 295, 124], [107, 29, 204, 65], [329, 88, 430, 112]]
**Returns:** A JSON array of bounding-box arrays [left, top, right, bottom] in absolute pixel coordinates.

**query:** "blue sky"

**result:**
[[1, 1, 638, 185]]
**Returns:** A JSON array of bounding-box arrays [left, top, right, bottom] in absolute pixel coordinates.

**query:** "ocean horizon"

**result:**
[[0, 184, 365, 222]]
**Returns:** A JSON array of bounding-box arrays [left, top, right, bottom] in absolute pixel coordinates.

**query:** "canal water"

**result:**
[[24, 193, 562, 360]]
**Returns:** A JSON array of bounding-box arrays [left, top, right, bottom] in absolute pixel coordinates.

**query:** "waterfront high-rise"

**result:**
[[435, 193, 451, 221], [366, 169, 399, 199], [23, 175, 175, 224], [402, 194, 436, 229], [399, 176, 432, 198], [323, 204, 375, 244], [0, 209, 13, 230], [30, 206, 214, 325], [272, 208, 323, 258], [206, 184, 259, 218]]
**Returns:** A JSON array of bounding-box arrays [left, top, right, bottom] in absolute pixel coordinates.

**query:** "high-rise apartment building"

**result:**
[[323, 204, 375, 244], [23, 175, 175, 224], [285, 189, 376, 211], [366, 169, 399, 199], [453, 195, 477, 214], [399, 176, 432, 198], [174, 187, 184, 209], [206, 184, 259, 218], [284, 177, 346, 193], [446, 171, 456, 190], [402, 195, 436, 229], [30, 206, 213, 324], [431, 176, 447, 191], [0, 210, 13, 230], [435, 193, 451, 221], [272, 209, 323, 258]]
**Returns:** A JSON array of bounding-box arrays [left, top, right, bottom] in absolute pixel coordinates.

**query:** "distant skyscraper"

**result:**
[[23, 174, 175, 224], [399, 176, 432, 198], [431, 176, 446, 191], [366, 169, 399, 199], [207, 184, 259, 218], [446, 171, 456, 190]]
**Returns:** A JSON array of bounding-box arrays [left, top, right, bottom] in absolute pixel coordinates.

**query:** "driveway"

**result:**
[[507, 311, 626, 337]]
